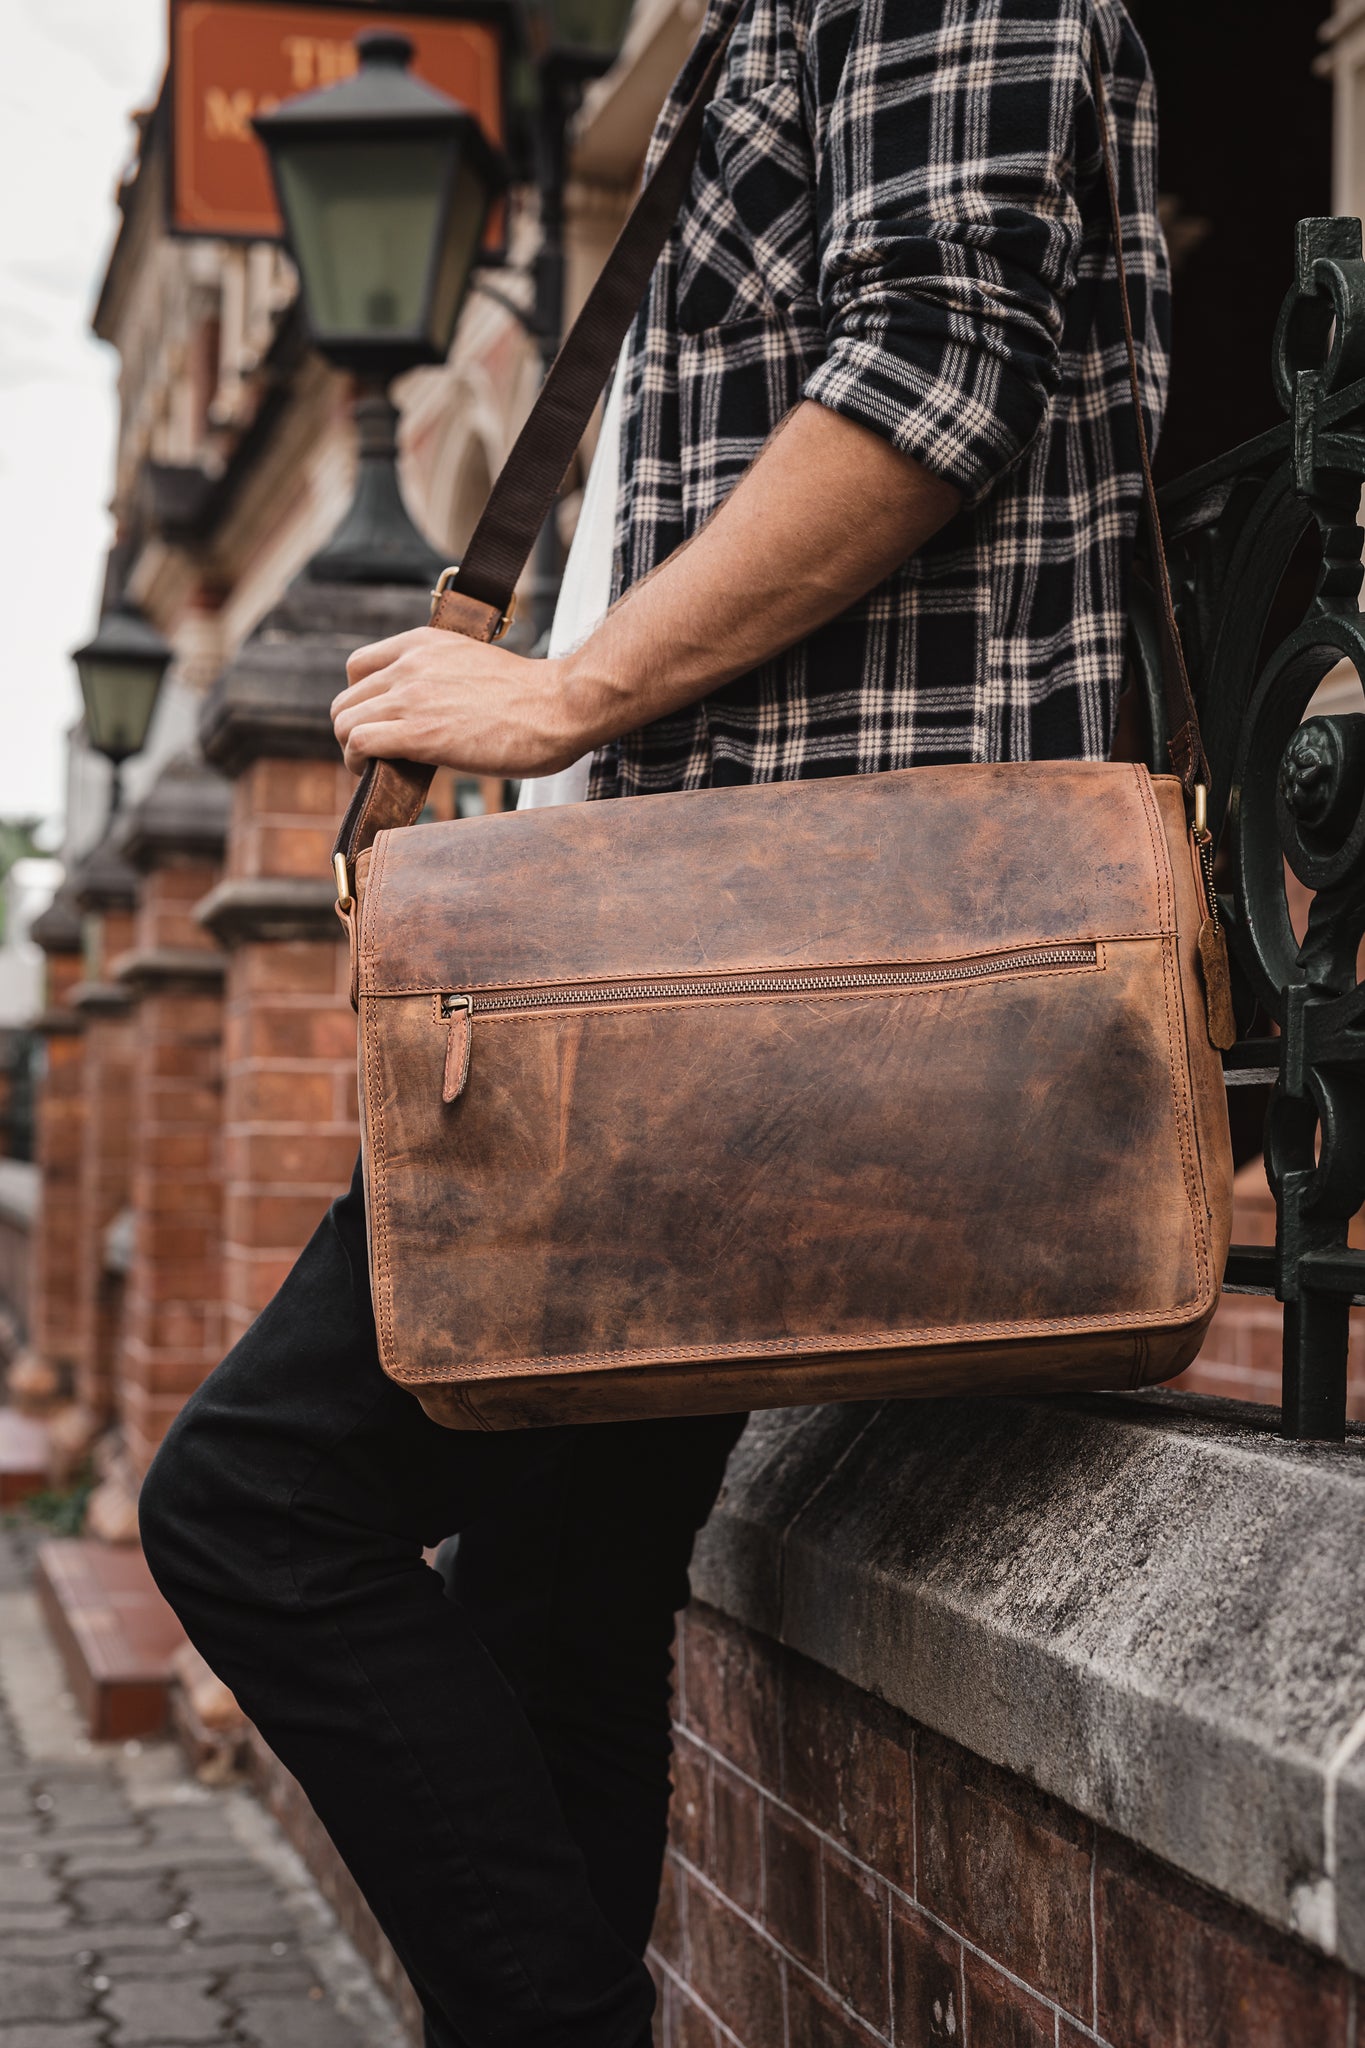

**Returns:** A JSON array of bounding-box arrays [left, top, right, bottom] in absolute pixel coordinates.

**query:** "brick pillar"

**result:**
[[16, 891, 87, 1412], [67, 841, 139, 1434], [114, 754, 231, 1476], [198, 576, 423, 1350]]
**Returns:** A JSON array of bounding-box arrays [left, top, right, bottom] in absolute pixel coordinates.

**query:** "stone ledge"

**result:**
[[112, 945, 228, 995], [690, 1389, 1365, 1972], [31, 1006, 83, 1037], [68, 979, 134, 1019], [195, 877, 343, 948], [117, 750, 231, 869]]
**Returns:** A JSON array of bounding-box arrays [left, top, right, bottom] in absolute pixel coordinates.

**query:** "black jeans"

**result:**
[[139, 1163, 745, 2048]]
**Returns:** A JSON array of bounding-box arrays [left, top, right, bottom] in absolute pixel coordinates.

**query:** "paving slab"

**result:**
[[100, 1973, 229, 2045], [0, 2025, 108, 2048], [235, 1991, 367, 2048], [0, 1965, 89, 2027], [0, 1515, 414, 2047]]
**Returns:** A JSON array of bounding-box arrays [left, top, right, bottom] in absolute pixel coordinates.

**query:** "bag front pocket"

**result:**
[[437, 944, 1101, 1103]]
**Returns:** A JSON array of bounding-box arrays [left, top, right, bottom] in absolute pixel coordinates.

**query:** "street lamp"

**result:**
[[71, 604, 173, 814], [514, 0, 635, 643], [524, 0, 637, 75], [254, 30, 506, 585]]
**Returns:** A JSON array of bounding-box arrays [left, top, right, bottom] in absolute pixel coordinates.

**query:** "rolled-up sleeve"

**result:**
[[802, 0, 1091, 507]]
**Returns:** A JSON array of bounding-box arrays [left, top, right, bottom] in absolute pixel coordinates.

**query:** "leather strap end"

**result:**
[[430, 588, 508, 640]]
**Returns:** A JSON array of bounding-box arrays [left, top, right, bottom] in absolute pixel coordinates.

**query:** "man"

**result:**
[[140, 2, 1168, 2044]]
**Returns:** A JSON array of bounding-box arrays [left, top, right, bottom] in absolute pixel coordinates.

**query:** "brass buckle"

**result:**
[[334, 851, 354, 912], [430, 566, 517, 641]]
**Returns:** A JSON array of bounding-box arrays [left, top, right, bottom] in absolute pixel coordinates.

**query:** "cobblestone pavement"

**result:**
[[0, 1517, 412, 2048]]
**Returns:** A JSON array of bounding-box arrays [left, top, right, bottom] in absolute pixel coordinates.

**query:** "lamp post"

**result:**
[[515, 0, 636, 643], [71, 604, 173, 815], [253, 31, 506, 586]]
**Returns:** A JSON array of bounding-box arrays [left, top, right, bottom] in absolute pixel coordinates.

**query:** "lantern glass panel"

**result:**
[[274, 136, 451, 345], [75, 656, 165, 765], [428, 158, 489, 352], [545, 0, 635, 57]]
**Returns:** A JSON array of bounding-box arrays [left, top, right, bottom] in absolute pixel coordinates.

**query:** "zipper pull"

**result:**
[[442, 996, 472, 1103], [1191, 787, 1236, 1052]]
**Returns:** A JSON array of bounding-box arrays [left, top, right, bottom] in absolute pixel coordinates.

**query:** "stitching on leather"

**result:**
[[357, 829, 392, 997], [1128, 1330, 1148, 1388], [385, 1293, 1219, 1384], [362, 1001, 397, 1373], [1135, 767, 1213, 1308]]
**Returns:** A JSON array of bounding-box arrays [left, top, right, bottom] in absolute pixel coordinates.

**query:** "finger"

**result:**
[[342, 719, 418, 772], [331, 668, 402, 721], [333, 691, 410, 753], [345, 628, 429, 688]]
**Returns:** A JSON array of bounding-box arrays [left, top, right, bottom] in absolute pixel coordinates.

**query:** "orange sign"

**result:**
[[170, 1, 504, 240]]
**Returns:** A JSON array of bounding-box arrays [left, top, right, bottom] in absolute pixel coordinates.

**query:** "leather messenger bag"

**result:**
[[333, 39, 1235, 1429]]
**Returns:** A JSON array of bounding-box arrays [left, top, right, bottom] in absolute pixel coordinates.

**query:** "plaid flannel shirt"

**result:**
[[587, 0, 1169, 799]]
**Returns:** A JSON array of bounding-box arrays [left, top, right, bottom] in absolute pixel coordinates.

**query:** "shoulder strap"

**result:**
[[336, 24, 1207, 870], [1089, 41, 1209, 797]]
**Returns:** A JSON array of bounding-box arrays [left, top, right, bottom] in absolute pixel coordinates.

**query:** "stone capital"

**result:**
[[70, 838, 138, 915], [112, 946, 228, 997], [195, 876, 344, 948], [68, 980, 135, 1019], [32, 1007, 84, 1038], [30, 890, 83, 958], [117, 751, 231, 871], [199, 573, 428, 778]]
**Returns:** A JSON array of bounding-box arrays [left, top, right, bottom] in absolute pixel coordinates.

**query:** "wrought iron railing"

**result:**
[[1127, 217, 1365, 1441]]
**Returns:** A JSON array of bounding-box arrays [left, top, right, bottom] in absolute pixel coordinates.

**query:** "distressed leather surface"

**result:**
[[353, 761, 1233, 1427], [359, 762, 1168, 995]]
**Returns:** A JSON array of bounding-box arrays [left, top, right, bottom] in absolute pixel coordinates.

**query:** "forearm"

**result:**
[[332, 400, 961, 778], [560, 400, 962, 748]]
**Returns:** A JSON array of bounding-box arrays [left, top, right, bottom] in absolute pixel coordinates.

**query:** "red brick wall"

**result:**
[[120, 862, 226, 1475], [31, 955, 87, 1386], [220, 759, 359, 1350], [656, 1604, 1362, 2048], [71, 906, 138, 1426]]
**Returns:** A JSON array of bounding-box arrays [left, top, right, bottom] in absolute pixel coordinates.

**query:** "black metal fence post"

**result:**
[[1136, 217, 1365, 1441]]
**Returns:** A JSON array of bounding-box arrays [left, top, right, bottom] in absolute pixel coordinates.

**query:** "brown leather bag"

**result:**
[[333, 40, 1234, 1429]]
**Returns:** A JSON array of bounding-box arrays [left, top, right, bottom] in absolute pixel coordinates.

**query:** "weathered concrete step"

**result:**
[[0, 1409, 50, 1507], [35, 1538, 185, 1741]]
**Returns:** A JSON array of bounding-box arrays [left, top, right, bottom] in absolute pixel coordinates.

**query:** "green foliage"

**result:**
[[3, 1470, 94, 1539], [0, 818, 46, 946]]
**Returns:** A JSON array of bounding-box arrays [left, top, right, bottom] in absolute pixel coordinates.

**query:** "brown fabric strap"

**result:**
[[336, 24, 1206, 866], [1089, 42, 1208, 795]]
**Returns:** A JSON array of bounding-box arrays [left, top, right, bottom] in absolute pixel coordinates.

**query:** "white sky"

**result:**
[[0, 0, 167, 830]]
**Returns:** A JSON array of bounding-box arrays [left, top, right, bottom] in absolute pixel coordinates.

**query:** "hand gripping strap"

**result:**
[[335, 24, 1209, 869], [334, 19, 740, 867]]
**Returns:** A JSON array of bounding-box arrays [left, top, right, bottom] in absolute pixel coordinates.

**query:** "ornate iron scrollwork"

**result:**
[[1136, 218, 1365, 1439]]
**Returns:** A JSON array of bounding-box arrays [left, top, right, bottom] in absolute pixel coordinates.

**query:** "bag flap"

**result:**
[[358, 761, 1174, 998]]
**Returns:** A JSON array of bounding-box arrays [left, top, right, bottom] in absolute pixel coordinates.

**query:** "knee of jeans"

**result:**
[[138, 1397, 261, 1605]]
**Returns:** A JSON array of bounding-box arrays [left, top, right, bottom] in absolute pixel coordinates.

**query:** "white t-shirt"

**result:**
[[515, 364, 624, 811]]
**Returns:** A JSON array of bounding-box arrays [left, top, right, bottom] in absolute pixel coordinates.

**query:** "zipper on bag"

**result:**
[[437, 943, 1099, 1103]]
